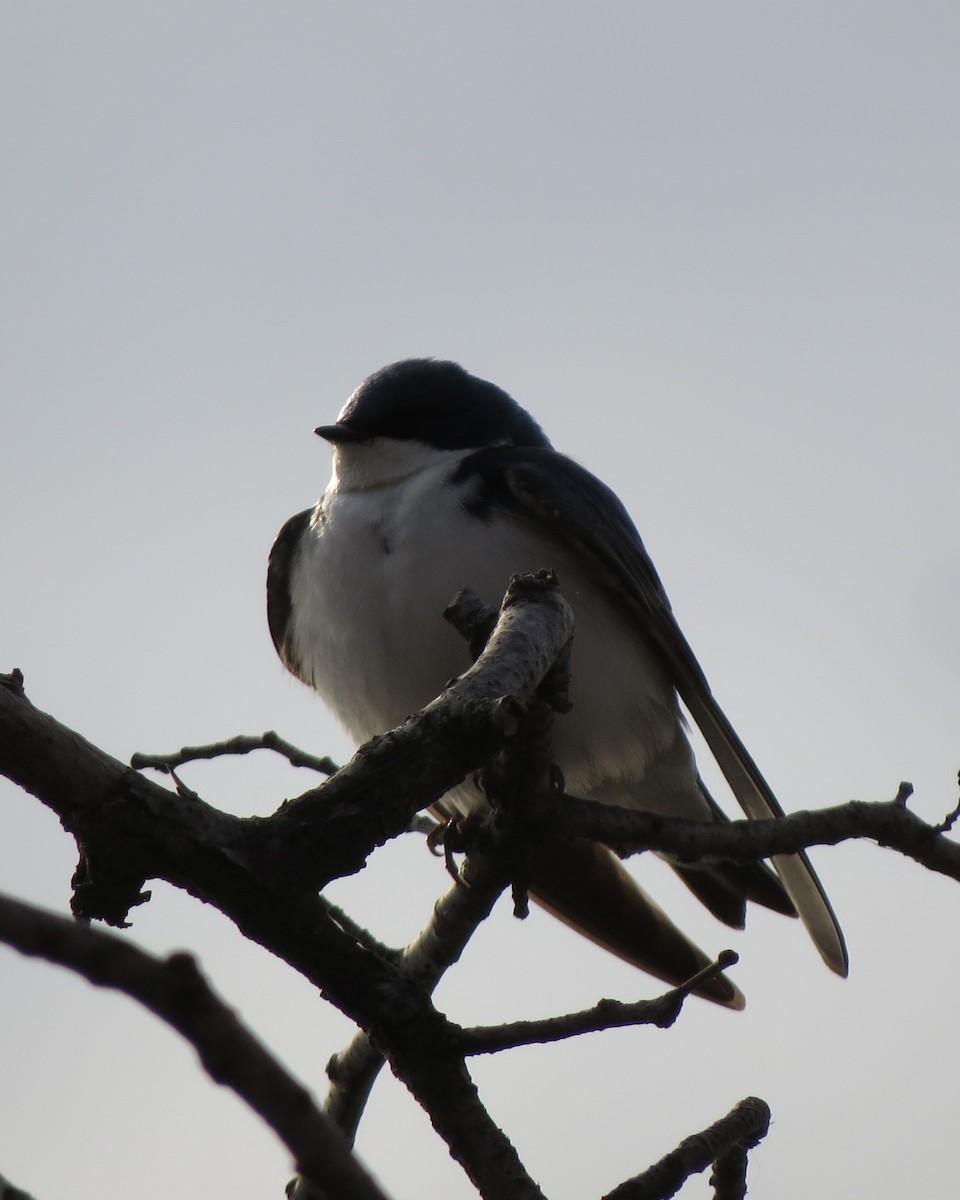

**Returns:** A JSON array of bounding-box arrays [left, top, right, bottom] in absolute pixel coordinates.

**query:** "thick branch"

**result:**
[[0, 1175, 36, 1200], [0, 577, 575, 919], [3, 570, 957, 1200], [0, 891, 389, 1200], [324, 604, 572, 1146], [0, 576, 576, 1200]]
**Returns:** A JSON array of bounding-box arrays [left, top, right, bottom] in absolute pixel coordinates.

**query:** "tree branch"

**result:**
[[0, 575, 577, 1200], [601, 1097, 770, 1200], [0, 1174, 37, 1200], [132, 731, 339, 776], [258, 573, 578, 889], [554, 784, 960, 883], [3, 565, 958, 1200], [324, 844, 516, 1143], [454, 952, 739, 1056], [0, 891, 390, 1200]]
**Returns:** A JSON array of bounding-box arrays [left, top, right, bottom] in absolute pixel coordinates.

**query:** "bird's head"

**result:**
[[316, 359, 550, 490]]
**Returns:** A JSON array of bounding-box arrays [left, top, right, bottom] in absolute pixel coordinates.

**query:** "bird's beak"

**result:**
[[314, 424, 371, 445]]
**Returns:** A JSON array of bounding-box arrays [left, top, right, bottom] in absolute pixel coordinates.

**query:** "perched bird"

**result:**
[[268, 358, 847, 1007]]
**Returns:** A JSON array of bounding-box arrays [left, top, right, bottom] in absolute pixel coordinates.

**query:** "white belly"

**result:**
[[288, 459, 704, 816]]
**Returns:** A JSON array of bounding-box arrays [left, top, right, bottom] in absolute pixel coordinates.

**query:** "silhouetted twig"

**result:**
[[132, 730, 339, 776]]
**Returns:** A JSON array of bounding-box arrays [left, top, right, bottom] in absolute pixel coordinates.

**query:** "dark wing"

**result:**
[[460, 446, 848, 977], [267, 508, 312, 683]]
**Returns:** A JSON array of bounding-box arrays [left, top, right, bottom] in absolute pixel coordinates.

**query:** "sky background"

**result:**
[[2, 4, 959, 1198]]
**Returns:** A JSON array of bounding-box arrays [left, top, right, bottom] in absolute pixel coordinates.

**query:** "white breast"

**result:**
[[288, 443, 705, 818]]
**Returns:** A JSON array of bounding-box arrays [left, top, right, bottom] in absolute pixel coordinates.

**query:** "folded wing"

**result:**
[[470, 446, 848, 978]]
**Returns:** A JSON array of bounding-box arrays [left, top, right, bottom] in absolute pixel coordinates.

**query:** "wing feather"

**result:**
[[471, 449, 848, 977], [267, 508, 313, 682]]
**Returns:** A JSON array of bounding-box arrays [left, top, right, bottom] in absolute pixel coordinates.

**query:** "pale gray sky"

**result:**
[[3, 4, 959, 1199]]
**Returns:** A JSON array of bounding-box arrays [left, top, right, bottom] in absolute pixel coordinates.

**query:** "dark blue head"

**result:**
[[316, 359, 551, 451]]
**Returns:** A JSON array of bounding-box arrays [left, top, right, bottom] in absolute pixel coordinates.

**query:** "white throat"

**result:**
[[329, 438, 469, 493]]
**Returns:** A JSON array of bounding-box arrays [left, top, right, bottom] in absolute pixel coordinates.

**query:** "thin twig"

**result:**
[[932, 771, 960, 835], [131, 731, 339, 776], [444, 587, 499, 659], [455, 953, 739, 1055]]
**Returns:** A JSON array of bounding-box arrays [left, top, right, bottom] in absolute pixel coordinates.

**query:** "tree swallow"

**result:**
[[267, 359, 847, 1007]]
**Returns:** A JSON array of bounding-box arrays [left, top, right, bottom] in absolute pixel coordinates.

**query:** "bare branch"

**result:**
[[455, 952, 739, 1055], [322, 576, 575, 1147], [555, 786, 960, 884], [262, 573, 578, 889], [2, 562, 958, 1200], [601, 1097, 770, 1200], [0, 1173, 37, 1200], [325, 846, 514, 1142], [0, 575, 578, 1200], [444, 586, 499, 658], [0, 891, 390, 1200], [132, 731, 339, 777], [0, 576, 576, 924], [932, 771, 960, 834], [322, 898, 400, 964]]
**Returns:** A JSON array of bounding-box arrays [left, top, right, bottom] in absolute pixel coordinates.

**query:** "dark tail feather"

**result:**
[[672, 779, 798, 927], [525, 838, 744, 1009], [673, 860, 796, 929]]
